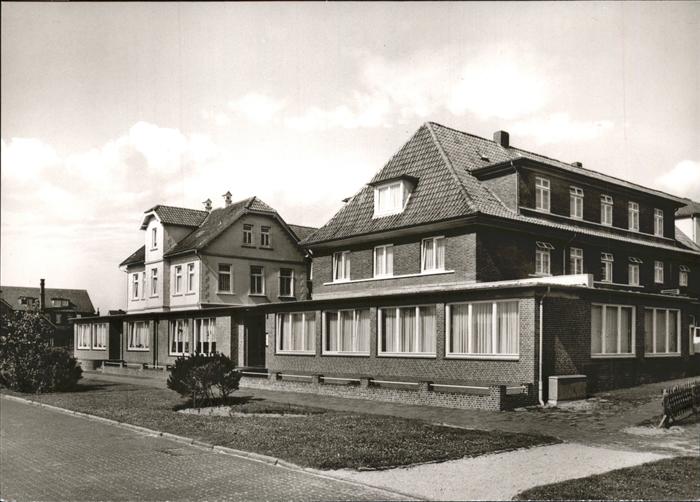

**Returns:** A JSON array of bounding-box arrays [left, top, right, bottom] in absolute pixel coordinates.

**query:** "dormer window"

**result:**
[[151, 227, 158, 249], [372, 178, 414, 218]]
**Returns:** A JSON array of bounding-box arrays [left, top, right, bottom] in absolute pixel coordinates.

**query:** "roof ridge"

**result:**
[[145, 204, 209, 214], [425, 122, 478, 213]]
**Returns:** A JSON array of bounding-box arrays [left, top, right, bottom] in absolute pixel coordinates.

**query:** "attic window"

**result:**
[[51, 298, 70, 307], [479, 153, 490, 161], [536, 241, 554, 250], [373, 180, 412, 218], [629, 257, 643, 264]]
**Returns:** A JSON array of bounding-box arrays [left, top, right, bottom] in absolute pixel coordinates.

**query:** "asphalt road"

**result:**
[[0, 397, 407, 501]]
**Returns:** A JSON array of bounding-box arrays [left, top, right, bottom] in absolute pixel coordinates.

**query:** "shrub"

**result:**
[[0, 311, 82, 393], [167, 352, 241, 407]]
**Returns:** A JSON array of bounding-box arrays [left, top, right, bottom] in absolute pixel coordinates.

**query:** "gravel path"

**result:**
[[328, 443, 669, 501]]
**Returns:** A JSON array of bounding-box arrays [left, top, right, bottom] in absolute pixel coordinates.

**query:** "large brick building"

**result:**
[[75, 122, 700, 409]]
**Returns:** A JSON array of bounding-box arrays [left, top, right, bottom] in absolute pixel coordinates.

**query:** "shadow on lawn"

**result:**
[[172, 395, 263, 411]]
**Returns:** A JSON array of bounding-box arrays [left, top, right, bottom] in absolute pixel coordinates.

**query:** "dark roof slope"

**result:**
[[143, 205, 209, 228], [164, 196, 282, 257], [119, 245, 146, 267], [303, 122, 699, 256], [677, 199, 700, 218], [288, 224, 318, 242], [675, 228, 700, 252], [0, 286, 95, 313]]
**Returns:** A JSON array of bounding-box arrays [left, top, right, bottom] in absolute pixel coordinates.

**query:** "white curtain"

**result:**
[[326, 312, 338, 352], [386, 246, 394, 275], [620, 307, 632, 354], [419, 306, 436, 353], [400, 307, 416, 352], [356, 310, 370, 353], [604, 307, 617, 354], [472, 303, 492, 354], [668, 310, 678, 353], [655, 310, 666, 353], [280, 315, 291, 351], [292, 314, 304, 351], [382, 309, 396, 352], [304, 314, 315, 351], [436, 238, 445, 269], [644, 310, 653, 354], [340, 311, 354, 351], [422, 239, 434, 270], [497, 302, 519, 354], [591, 306, 603, 354], [450, 304, 469, 353]]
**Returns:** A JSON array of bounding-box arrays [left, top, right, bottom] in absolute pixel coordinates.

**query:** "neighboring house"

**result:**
[[74, 194, 315, 370], [1, 280, 95, 347], [676, 198, 700, 246], [261, 122, 700, 410]]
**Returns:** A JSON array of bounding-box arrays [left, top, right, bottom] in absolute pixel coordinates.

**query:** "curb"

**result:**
[[1, 393, 420, 501]]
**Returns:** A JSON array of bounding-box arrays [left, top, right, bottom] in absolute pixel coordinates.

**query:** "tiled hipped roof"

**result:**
[[676, 199, 700, 218], [146, 205, 209, 227], [303, 122, 700, 256]]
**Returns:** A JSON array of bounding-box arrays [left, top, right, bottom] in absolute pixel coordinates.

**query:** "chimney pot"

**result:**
[[203, 198, 212, 211], [222, 191, 232, 207], [572, 161, 583, 168], [493, 130, 510, 148], [39, 278, 46, 312]]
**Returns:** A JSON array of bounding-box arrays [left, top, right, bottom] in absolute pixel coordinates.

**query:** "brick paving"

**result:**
[[0, 398, 408, 502]]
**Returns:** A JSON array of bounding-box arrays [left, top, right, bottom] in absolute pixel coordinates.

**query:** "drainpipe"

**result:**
[[538, 286, 551, 406]]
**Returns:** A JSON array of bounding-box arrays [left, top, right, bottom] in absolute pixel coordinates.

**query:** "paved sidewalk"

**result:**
[[329, 443, 668, 501], [0, 397, 408, 501]]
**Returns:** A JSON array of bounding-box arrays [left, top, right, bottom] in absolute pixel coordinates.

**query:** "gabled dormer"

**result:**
[[369, 174, 418, 218]]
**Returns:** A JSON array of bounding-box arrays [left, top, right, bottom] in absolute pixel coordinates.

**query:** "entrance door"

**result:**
[[245, 315, 266, 368], [108, 321, 121, 360]]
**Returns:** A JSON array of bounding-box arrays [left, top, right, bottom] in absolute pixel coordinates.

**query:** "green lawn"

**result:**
[[3, 380, 557, 470], [515, 456, 700, 501]]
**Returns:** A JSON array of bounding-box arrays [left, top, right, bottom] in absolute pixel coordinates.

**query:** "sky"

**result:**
[[2, 2, 699, 313]]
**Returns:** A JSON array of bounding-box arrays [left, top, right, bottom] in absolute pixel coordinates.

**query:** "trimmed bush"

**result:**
[[0, 311, 82, 393], [167, 352, 241, 407]]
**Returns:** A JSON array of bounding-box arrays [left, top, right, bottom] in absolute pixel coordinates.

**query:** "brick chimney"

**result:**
[[39, 278, 46, 311], [571, 161, 583, 168], [222, 191, 232, 207], [203, 198, 212, 211], [493, 130, 510, 148]]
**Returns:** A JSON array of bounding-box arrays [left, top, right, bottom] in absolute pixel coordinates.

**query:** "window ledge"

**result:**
[[184, 292, 196, 296], [275, 351, 316, 356], [445, 354, 519, 361], [248, 294, 267, 298], [324, 270, 455, 286], [594, 281, 645, 289], [278, 295, 296, 299], [76, 346, 92, 351], [645, 353, 682, 358], [321, 352, 370, 357], [91, 348, 107, 351], [591, 353, 636, 359], [242, 244, 256, 249], [126, 348, 150, 352], [260, 246, 274, 250], [529, 273, 552, 278], [217, 291, 235, 295], [378, 353, 436, 359], [172, 293, 183, 297]]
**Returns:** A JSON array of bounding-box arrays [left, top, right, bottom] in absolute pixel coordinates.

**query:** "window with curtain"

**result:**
[[277, 312, 315, 353], [194, 318, 216, 354], [187, 263, 196, 292], [601, 195, 614, 226], [447, 300, 519, 357], [644, 308, 680, 356], [332, 251, 351, 282], [373, 180, 410, 217], [374, 245, 394, 277], [535, 177, 550, 212], [76, 324, 91, 349], [128, 321, 150, 351], [379, 305, 436, 355], [570, 248, 584, 275], [653, 209, 664, 237], [421, 237, 446, 272], [591, 304, 634, 356], [169, 319, 190, 355], [570, 186, 584, 219], [628, 202, 639, 231], [174, 265, 183, 294], [92, 323, 108, 350], [218, 263, 232, 293], [323, 309, 370, 354]]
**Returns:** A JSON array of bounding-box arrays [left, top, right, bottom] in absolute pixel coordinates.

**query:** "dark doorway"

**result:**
[[244, 315, 266, 368], [108, 321, 122, 360]]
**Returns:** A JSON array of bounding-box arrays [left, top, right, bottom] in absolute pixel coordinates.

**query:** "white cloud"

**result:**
[[655, 160, 700, 200], [510, 113, 614, 145], [228, 92, 286, 124], [202, 109, 231, 127]]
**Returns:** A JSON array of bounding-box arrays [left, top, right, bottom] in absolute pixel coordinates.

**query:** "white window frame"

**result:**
[[645, 308, 681, 357], [92, 323, 108, 350], [654, 208, 664, 237], [628, 263, 640, 286], [680, 265, 690, 287], [601, 253, 614, 283], [654, 261, 664, 284], [628, 201, 639, 232], [535, 177, 550, 212], [279, 268, 295, 298], [378, 305, 437, 358], [174, 265, 183, 295], [421, 236, 446, 273], [601, 195, 614, 226], [250, 265, 265, 295], [151, 227, 157, 249], [243, 224, 253, 245], [373, 180, 409, 218], [194, 318, 216, 354], [332, 251, 351, 282], [535, 242, 553, 276], [445, 299, 520, 360], [260, 226, 271, 247], [131, 273, 140, 300], [217, 263, 233, 293], [591, 303, 636, 358], [127, 321, 150, 351], [141, 272, 146, 299], [570, 247, 584, 275], [373, 244, 394, 278], [169, 319, 190, 356], [187, 263, 195, 293], [276, 312, 316, 355], [322, 309, 371, 356], [570, 186, 584, 219], [150, 268, 158, 297], [76, 324, 92, 350]]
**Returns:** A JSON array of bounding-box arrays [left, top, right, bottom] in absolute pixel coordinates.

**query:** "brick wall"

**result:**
[[481, 172, 518, 211]]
